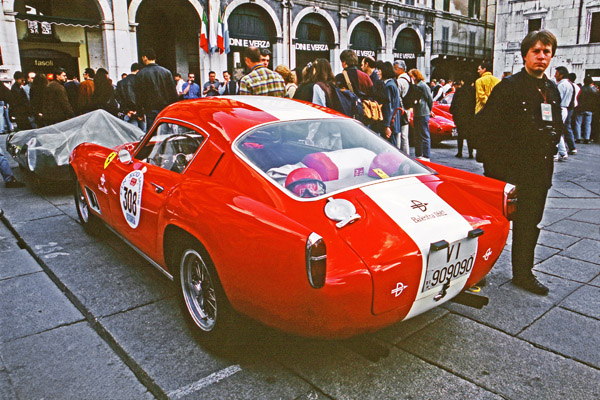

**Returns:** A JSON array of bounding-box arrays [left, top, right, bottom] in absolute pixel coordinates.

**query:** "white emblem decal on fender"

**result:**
[[120, 170, 144, 228], [483, 248, 493, 260], [391, 282, 408, 297]]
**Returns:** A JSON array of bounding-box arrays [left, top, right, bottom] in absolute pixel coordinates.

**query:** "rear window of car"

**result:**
[[235, 119, 431, 198]]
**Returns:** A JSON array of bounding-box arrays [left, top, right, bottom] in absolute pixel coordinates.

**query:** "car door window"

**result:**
[[136, 122, 204, 173]]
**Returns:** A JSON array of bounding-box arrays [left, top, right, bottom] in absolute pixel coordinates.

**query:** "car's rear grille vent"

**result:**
[[85, 187, 101, 214]]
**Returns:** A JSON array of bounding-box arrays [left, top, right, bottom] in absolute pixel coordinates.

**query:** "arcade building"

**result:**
[[0, 0, 494, 86]]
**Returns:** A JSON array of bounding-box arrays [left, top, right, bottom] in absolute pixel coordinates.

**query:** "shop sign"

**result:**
[[229, 38, 271, 48], [34, 58, 54, 67], [354, 49, 376, 57], [27, 20, 53, 36], [295, 43, 329, 51], [394, 52, 417, 59]]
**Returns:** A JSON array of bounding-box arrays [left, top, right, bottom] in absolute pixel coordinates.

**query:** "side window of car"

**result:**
[[140, 122, 205, 173]]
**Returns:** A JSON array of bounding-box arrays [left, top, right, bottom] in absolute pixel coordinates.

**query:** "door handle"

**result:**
[[150, 182, 164, 193]]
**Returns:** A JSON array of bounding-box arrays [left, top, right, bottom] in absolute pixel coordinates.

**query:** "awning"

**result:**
[[16, 13, 100, 28]]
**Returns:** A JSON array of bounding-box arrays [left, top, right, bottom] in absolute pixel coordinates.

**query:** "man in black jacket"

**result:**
[[116, 62, 145, 131], [475, 30, 564, 295], [9, 71, 33, 130], [134, 48, 178, 131]]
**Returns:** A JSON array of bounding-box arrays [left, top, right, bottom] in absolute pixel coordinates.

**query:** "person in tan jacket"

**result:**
[[475, 61, 500, 114]]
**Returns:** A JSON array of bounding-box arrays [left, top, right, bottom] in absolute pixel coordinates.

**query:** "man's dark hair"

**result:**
[[584, 76, 594, 85], [223, 70, 231, 75], [13, 71, 24, 80], [260, 48, 271, 56], [130, 62, 140, 72], [54, 67, 66, 76], [520, 30, 557, 58], [208, 71, 215, 75], [555, 66, 569, 76], [568, 72, 576, 82], [340, 49, 358, 67], [84, 67, 95, 78], [480, 60, 493, 72], [244, 47, 261, 63], [174, 73, 182, 78], [363, 57, 377, 69], [141, 48, 157, 60]]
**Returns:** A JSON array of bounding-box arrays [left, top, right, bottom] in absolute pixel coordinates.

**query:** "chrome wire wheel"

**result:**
[[75, 183, 89, 223], [180, 249, 218, 332]]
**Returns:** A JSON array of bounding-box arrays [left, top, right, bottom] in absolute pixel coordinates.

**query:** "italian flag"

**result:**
[[200, 11, 209, 53], [217, 12, 224, 54]]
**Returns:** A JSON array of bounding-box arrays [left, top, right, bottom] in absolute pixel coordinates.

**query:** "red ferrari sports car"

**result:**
[[408, 106, 457, 143], [70, 96, 513, 339]]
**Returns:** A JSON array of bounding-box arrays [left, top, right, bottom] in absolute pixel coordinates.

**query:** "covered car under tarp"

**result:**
[[6, 110, 144, 181]]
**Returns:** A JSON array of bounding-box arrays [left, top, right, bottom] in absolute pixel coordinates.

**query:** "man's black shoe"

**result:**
[[575, 139, 581, 143], [455, 153, 463, 158], [5, 177, 25, 188], [512, 276, 549, 295]]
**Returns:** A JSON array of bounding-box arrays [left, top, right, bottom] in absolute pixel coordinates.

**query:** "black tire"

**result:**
[[73, 178, 103, 234], [176, 241, 235, 342]]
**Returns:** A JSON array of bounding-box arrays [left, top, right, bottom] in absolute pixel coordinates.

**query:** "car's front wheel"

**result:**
[[74, 178, 102, 234], [178, 243, 233, 339]]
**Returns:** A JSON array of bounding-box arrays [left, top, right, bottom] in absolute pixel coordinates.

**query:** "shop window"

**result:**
[[528, 18, 542, 33], [444, 0, 450, 12], [406, 0, 415, 5], [590, 13, 600, 43]]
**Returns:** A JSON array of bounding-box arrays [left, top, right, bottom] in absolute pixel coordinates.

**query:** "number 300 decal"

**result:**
[[120, 170, 144, 228]]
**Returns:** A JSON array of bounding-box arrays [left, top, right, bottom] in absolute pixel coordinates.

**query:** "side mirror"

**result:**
[[118, 149, 132, 164]]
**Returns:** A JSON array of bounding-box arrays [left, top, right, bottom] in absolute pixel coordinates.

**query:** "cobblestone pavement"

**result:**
[[1, 137, 599, 400]]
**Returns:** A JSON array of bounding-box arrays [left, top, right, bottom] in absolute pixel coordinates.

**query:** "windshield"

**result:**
[[235, 119, 431, 198]]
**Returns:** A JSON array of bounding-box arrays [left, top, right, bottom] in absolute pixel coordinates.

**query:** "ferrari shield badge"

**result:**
[[104, 152, 117, 169], [120, 170, 144, 228]]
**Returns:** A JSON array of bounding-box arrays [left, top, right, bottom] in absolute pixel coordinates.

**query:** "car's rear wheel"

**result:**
[[177, 242, 233, 340], [74, 178, 102, 234]]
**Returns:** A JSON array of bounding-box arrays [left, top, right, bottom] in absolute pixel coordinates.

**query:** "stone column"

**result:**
[[335, 10, 348, 74], [385, 17, 395, 63], [0, 5, 21, 77], [110, 0, 137, 78]]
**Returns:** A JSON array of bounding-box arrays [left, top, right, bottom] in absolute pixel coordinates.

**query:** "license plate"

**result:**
[[451, 128, 458, 137], [422, 237, 477, 293]]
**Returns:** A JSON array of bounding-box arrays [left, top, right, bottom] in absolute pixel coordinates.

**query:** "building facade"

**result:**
[[494, 0, 600, 82], [0, 0, 494, 86]]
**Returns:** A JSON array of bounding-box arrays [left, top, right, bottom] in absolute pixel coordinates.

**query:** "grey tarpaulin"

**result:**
[[6, 110, 144, 181]]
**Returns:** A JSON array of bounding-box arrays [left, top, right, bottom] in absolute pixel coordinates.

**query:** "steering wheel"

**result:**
[[153, 133, 202, 171]]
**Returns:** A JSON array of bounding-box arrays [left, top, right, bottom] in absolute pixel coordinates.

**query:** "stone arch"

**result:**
[[347, 16, 385, 50], [291, 7, 339, 45], [129, 0, 204, 24], [224, 0, 283, 38], [7, 0, 112, 21], [392, 24, 424, 53]]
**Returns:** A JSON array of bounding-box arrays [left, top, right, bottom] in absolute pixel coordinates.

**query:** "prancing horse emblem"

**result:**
[[483, 248, 493, 261], [391, 282, 408, 297], [410, 200, 428, 212]]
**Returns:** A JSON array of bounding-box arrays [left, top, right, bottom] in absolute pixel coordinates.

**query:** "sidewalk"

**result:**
[[1, 137, 599, 399]]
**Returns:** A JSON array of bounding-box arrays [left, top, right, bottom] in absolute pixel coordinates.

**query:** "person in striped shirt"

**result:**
[[239, 47, 285, 97]]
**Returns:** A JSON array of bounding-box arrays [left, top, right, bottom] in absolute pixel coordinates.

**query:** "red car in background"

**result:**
[[70, 96, 513, 339]]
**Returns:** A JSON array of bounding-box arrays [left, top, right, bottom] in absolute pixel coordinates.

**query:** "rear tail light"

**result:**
[[503, 183, 517, 220], [306, 233, 327, 289]]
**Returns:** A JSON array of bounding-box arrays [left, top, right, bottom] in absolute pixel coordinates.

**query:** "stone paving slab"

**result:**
[[545, 197, 600, 209], [539, 208, 579, 227], [545, 219, 600, 241], [535, 255, 600, 283], [373, 307, 448, 345], [518, 307, 600, 368], [13, 214, 99, 251], [0, 248, 42, 280], [560, 238, 600, 265], [537, 229, 582, 250], [0, 272, 83, 343], [443, 278, 576, 335], [0, 368, 16, 400], [575, 181, 600, 195], [569, 209, 600, 223], [270, 336, 501, 400], [101, 298, 315, 398], [0, 194, 64, 222], [39, 240, 175, 318], [0, 222, 20, 253], [398, 313, 600, 400], [559, 284, 600, 319], [0, 322, 154, 400], [484, 248, 513, 285]]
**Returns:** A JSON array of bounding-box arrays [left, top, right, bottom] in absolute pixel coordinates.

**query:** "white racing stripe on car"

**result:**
[[221, 95, 337, 121], [360, 177, 476, 319], [167, 365, 242, 399]]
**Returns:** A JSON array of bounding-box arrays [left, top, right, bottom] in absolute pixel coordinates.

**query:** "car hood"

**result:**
[[335, 176, 479, 316]]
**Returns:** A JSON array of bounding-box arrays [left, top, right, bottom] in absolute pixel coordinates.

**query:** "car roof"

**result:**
[[158, 96, 343, 145]]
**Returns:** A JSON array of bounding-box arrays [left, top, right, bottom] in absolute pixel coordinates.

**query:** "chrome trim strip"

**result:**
[[105, 225, 174, 281]]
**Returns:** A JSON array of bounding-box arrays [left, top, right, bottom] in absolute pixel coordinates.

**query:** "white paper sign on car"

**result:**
[[120, 170, 144, 228]]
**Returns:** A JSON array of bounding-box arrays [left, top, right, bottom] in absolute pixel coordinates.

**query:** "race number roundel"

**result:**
[[120, 170, 144, 228]]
